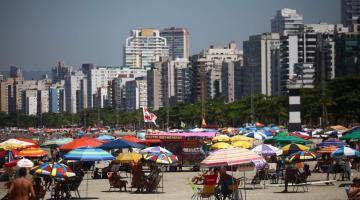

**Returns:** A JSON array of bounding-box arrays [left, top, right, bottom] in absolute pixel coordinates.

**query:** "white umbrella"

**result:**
[[0, 139, 34, 146], [17, 158, 34, 168]]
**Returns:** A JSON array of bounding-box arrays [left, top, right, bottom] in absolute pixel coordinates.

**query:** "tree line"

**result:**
[[0, 76, 359, 129]]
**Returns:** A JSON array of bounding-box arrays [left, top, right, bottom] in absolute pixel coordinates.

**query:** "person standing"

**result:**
[[8, 167, 36, 200]]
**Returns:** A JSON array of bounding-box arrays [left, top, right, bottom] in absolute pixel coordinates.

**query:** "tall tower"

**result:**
[[341, 0, 360, 29], [271, 8, 304, 36], [160, 27, 190, 60]]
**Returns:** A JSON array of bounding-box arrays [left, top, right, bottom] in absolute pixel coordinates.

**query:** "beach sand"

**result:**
[[0, 168, 355, 200]]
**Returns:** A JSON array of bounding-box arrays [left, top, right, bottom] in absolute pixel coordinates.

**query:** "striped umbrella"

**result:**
[[317, 146, 339, 154], [287, 151, 317, 163], [317, 138, 346, 148], [251, 144, 282, 156], [19, 147, 48, 157], [64, 147, 114, 161], [31, 162, 75, 179], [244, 132, 268, 140], [200, 147, 265, 168], [140, 146, 172, 155], [143, 153, 178, 165], [331, 146, 360, 158], [281, 143, 309, 154]]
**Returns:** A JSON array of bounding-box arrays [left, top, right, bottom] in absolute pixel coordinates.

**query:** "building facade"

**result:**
[[271, 8, 304, 36], [160, 27, 190, 60], [124, 28, 169, 69]]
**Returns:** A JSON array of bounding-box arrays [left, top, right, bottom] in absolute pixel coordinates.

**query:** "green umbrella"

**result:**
[[264, 135, 311, 146], [277, 131, 289, 136], [340, 131, 360, 141]]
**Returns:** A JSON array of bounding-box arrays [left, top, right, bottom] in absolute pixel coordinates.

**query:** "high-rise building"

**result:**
[[147, 57, 191, 110], [23, 90, 38, 116], [335, 32, 360, 76], [341, 0, 360, 30], [52, 60, 73, 84], [190, 42, 242, 102], [242, 33, 280, 97], [37, 90, 49, 114], [0, 72, 4, 81], [160, 27, 190, 60], [125, 77, 147, 111], [124, 28, 169, 69], [49, 87, 66, 113], [64, 71, 87, 114], [271, 8, 304, 36], [221, 60, 243, 103]]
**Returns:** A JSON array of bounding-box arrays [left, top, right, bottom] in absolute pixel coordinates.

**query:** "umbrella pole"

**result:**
[[243, 171, 246, 200], [231, 166, 234, 200], [162, 166, 164, 193]]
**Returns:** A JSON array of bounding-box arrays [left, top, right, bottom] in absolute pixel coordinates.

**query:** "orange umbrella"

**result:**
[[317, 146, 339, 154], [19, 147, 47, 157], [59, 137, 103, 151]]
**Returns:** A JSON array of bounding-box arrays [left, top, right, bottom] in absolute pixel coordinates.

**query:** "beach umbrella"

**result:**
[[96, 135, 115, 141], [212, 135, 230, 143], [143, 152, 178, 165], [98, 139, 145, 150], [244, 132, 268, 140], [287, 133, 311, 140], [287, 151, 317, 163], [264, 135, 311, 145], [331, 146, 360, 158], [211, 142, 232, 150], [0, 150, 19, 161], [64, 147, 115, 161], [16, 138, 38, 146], [40, 138, 73, 148], [251, 144, 282, 156], [59, 137, 103, 150], [230, 135, 255, 142], [19, 147, 48, 157], [200, 147, 265, 168], [121, 135, 142, 143], [0, 139, 34, 150], [340, 131, 360, 141], [140, 146, 172, 155], [4, 160, 19, 168], [17, 158, 34, 168], [31, 162, 76, 179], [116, 152, 142, 164], [232, 141, 252, 149], [281, 143, 309, 154], [317, 146, 339, 154], [317, 138, 346, 148]]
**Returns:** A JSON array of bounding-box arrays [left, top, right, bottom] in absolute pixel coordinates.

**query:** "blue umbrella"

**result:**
[[98, 139, 145, 150], [317, 138, 346, 148], [64, 147, 115, 161], [331, 146, 360, 158], [96, 135, 115, 141]]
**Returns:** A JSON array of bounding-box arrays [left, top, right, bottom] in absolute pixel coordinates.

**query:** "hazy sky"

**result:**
[[0, 0, 340, 71]]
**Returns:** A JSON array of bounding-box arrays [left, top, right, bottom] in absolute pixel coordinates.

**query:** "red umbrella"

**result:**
[[122, 135, 142, 143], [4, 160, 18, 168], [59, 137, 103, 151], [0, 150, 20, 158]]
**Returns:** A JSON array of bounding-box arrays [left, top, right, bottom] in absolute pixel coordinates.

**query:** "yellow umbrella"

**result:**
[[0, 143, 24, 150], [230, 135, 255, 142], [281, 143, 309, 154], [116, 152, 142, 164], [212, 135, 230, 143], [211, 142, 232, 150], [233, 141, 252, 149]]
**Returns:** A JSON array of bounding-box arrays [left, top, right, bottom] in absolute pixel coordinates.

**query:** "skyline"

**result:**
[[0, 0, 340, 71]]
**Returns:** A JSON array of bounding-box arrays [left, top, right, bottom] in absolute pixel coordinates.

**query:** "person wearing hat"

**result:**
[[348, 177, 360, 200]]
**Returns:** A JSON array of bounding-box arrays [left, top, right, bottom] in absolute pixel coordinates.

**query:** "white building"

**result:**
[[124, 28, 169, 69], [65, 71, 86, 114], [271, 8, 304, 36], [23, 90, 38, 116], [87, 66, 146, 108], [38, 90, 49, 114]]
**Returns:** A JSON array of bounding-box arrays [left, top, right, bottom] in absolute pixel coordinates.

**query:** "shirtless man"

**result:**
[[8, 167, 36, 200]]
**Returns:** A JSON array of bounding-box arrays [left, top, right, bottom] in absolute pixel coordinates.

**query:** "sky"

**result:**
[[0, 0, 340, 71]]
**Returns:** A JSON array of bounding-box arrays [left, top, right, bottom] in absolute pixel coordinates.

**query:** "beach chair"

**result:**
[[146, 175, 162, 192], [187, 178, 202, 200], [63, 177, 82, 198]]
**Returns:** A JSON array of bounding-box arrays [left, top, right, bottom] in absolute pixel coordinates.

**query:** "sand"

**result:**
[[1, 168, 356, 200]]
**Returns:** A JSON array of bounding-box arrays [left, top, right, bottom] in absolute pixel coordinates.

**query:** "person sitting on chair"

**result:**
[[215, 168, 236, 200], [92, 168, 101, 179]]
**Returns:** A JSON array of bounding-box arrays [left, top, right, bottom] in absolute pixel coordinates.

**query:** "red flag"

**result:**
[[142, 107, 157, 126]]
